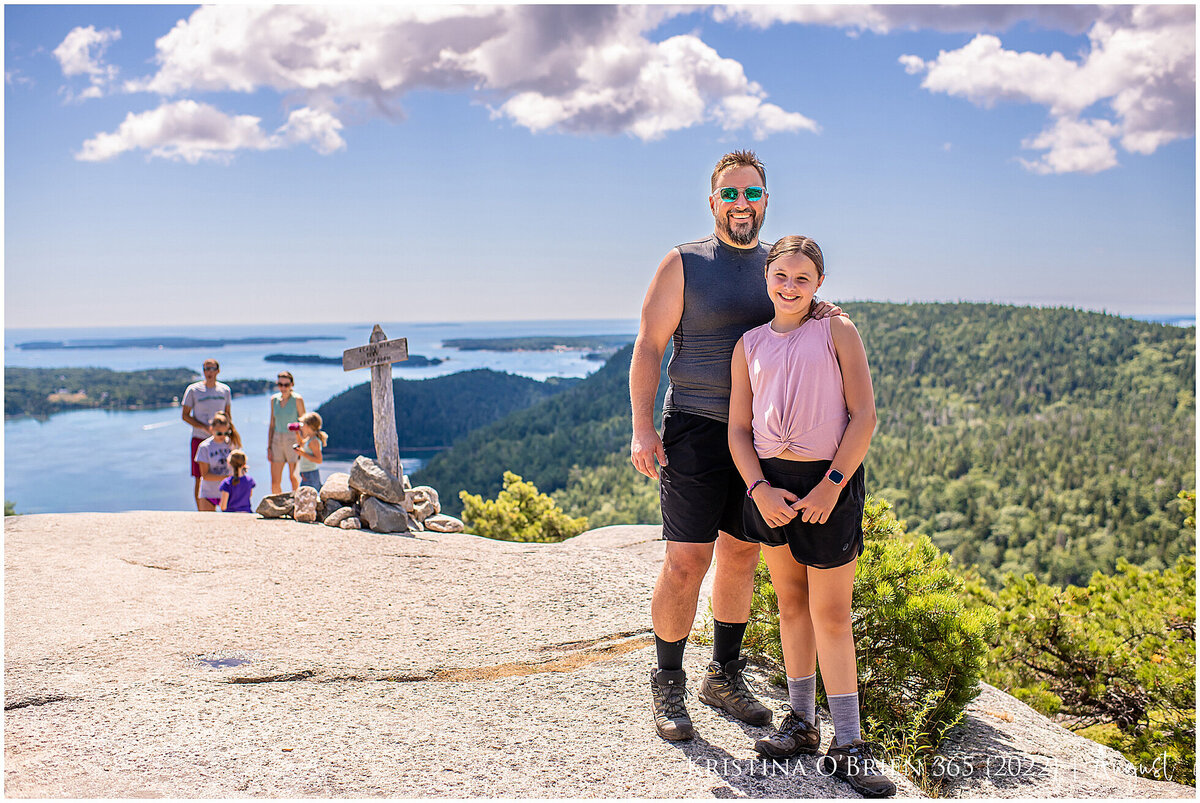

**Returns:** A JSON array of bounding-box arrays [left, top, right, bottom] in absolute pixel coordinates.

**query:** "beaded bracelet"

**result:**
[[746, 479, 771, 498]]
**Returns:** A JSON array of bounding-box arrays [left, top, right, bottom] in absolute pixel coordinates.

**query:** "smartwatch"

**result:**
[[824, 468, 846, 486]]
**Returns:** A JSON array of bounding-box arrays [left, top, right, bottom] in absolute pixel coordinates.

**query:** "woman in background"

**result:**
[[267, 371, 305, 494]]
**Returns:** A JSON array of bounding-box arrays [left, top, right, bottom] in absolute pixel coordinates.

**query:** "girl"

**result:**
[[267, 371, 306, 494], [292, 411, 328, 490], [219, 450, 256, 513], [194, 411, 243, 512], [728, 236, 894, 798]]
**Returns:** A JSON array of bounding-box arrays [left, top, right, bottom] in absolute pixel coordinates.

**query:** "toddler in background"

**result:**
[[293, 411, 328, 490], [219, 450, 256, 513]]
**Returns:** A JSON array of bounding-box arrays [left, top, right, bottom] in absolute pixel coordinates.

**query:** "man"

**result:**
[[181, 358, 232, 510], [630, 150, 838, 740]]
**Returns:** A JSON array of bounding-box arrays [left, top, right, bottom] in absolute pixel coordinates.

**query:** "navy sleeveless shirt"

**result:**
[[663, 235, 775, 423]]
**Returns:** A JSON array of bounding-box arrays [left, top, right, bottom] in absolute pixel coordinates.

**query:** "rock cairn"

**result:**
[[254, 455, 465, 535]]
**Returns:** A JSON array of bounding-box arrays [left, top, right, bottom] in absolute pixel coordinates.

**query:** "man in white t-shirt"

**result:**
[[181, 358, 232, 510]]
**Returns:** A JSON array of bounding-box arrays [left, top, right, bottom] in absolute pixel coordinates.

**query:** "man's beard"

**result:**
[[720, 208, 763, 246]]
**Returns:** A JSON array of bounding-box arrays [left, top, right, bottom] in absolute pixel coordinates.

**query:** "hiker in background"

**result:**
[[195, 411, 242, 512], [267, 370, 306, 494], [181, 358, 232, 510], [293, 411, 328, 490], [219, 450, 256, 513]]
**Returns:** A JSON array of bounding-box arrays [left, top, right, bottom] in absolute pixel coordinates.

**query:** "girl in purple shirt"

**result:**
[[219, 450, 256, 513]]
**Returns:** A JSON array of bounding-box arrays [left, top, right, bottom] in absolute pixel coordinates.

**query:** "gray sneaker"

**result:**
[[697, 657, 772, 726], [754, 706, 821, 758], [650, 668, 694, 741], [820, 739, 898, 798]]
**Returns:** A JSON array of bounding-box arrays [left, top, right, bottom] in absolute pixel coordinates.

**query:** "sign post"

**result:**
[[343, 325, 408, 480]]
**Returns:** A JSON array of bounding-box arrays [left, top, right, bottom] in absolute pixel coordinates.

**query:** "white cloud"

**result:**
[[899, 6, 1194, 173], [719, 4, 1194, 174], [76, 100, 342, 164], [714, 5, 1102, 36], [494, 33, 818, 141], [276, 107, 346, 155], [53, 25, 120, 99], [1018, 117, 1120, 174], [6, 69, 35, 88], [116, 5, 813, 148]]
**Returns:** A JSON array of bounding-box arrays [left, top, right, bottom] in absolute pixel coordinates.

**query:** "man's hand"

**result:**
[[631, 426, 667, 480], [752, 484, 800, 528], [810, 299, 846, 320], [794, 481, 842, 524]]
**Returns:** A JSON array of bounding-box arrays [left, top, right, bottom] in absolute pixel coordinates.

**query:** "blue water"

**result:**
[[4, 320, 638, 514], [4, 313, 1189, 515]]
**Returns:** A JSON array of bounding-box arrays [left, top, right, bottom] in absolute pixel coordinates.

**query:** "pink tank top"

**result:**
[[742, 317, 848, 460]]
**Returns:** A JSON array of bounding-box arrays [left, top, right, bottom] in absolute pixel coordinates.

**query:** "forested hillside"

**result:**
[[857, 303, 1194, 585], [317, 369, 580, 452], [414, 304, 1194, 586]]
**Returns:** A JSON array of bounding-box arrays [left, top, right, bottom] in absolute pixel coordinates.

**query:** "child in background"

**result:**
[[219, 450, 256, 513], [194, 411, 242, 512], [727, 235, 894, 798], [293, 411, 328, 490]]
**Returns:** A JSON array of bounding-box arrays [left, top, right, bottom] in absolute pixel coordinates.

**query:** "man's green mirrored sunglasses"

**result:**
[[714, 186, 765, 203]]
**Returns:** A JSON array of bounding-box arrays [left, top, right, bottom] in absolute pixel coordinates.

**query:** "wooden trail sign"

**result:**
[[343, 325, 407, 479], [342, 336, 409, 371]]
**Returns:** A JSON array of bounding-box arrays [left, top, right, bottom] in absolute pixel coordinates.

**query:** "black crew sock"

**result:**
[[712, 619, 748, 666], [655, 634, 688, 672]]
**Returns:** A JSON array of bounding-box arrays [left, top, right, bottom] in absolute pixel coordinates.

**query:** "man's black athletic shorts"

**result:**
[[741, 458, 866, 569], [659, 411, 756, 543]]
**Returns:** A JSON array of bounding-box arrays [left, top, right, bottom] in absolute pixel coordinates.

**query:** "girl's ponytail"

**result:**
[[228, 450, 247, 487]]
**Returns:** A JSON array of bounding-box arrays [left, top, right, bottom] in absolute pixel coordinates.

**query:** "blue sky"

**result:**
[[4, 4, 1195, 328]]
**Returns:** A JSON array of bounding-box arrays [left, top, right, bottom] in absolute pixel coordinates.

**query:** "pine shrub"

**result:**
[[974, 554, 1196, 785], [459, 471, 589, 543], [743, 497, 996, 775]]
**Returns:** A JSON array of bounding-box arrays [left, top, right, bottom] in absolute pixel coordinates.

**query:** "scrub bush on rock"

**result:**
[[459, 471, 588, 543], [973, 554, 1196, 785]]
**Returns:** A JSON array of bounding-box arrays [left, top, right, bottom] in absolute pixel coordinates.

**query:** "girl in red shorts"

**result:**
[[728, 235, 894, 797]]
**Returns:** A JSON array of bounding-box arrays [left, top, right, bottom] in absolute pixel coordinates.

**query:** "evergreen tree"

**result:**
[[970, 554, 1196, 784], [459, 472, 589, 543]]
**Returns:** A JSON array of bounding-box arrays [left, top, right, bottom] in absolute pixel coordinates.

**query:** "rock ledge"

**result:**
[[4, 514, 1191, 798]]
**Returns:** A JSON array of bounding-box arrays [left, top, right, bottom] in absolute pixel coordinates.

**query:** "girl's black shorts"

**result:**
[[742, 458, 866, 569]]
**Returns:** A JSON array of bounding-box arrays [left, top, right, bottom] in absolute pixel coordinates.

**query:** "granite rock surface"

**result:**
[[4, 514, 1191, 798]]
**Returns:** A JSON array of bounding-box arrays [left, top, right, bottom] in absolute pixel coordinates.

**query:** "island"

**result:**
[[441, 334, 635, 352], [264, 353, 444, 367], [15, 335, 344, 351], [5, 367, 275, 418]]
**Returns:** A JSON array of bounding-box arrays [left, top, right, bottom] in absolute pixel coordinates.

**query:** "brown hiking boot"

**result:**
[[697, 657, 772, 726], [820, 739, 898, 798], [754, 706, 821, 758], [650, 668, 694, 740]]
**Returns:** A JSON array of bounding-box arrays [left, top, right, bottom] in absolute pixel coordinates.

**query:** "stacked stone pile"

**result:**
[[254, 456, 464, 535]]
